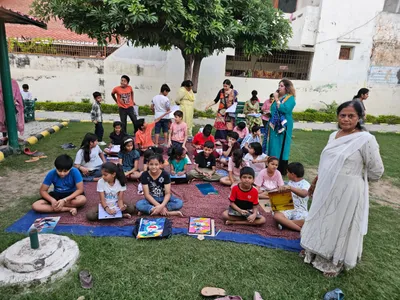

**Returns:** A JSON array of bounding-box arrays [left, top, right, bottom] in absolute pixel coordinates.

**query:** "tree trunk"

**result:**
[[182, 53, 194, 81], [192, 55, 204, 93]]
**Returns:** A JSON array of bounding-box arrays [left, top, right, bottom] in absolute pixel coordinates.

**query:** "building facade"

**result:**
[[5, 0, 400, 115]]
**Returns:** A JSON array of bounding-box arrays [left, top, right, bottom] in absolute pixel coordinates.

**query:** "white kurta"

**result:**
[[301, 131, 384, 272]]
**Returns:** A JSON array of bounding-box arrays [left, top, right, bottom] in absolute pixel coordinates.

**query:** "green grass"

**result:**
[[0, 124, 400, 299]]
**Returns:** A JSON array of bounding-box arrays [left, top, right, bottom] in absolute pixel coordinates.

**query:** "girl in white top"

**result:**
[[220, 149, 249, 187], [74, 133, 106, 182], [86, 162, 136, 221], [243, 142, 268, 176]]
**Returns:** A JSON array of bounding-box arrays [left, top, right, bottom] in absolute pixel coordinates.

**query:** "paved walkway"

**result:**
[[36, 111, 400, 133]]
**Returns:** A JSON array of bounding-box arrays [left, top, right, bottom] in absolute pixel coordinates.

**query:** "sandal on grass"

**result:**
[[25, 157, 40, 163], [201, 287, 226, 297], [79, 270, 93, 289], [324, 288, 344, 300], [215, 297, 243, 300]]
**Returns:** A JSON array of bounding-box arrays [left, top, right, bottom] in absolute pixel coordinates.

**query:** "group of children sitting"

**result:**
[[31, 106, 310, 232]]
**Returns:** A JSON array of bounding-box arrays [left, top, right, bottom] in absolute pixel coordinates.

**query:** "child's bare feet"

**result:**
[[167, 211, 184, 217], [137, 211, 142, 216], [123, 213, 132, 219], [188, 178, 196, 184], [69, 208, 77, 216], [225, 220, 233, 225]]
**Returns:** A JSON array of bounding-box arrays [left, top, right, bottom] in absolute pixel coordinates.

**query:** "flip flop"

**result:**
[[324, 288, 344, 300], [79, 270, 93, 289], [201, 287, 226, 297], [253, 292, 263, 300], [215, 297, 243, 300], [31, 151, 46, 157], [24, 147, 37, 156], [25, 157, 40, 163]]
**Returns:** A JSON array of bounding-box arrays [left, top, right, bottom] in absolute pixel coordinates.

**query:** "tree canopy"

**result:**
[[32, 0, 292, 91]]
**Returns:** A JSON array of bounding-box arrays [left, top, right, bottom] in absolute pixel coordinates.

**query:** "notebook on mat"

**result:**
[[195, 183, 218, 195], [137, 218, 166, 239], [27, 217, 60, 234], [268, 190, 294, 211], [98, 204, 122, 219], [188, 217, 216, 236]]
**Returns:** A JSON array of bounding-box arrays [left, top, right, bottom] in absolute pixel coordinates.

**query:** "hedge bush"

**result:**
[[35, 102, 400, 124], [36, 102, 217, 118]]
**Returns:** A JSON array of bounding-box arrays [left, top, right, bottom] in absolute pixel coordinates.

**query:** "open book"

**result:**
[[268, 190, 294, 211]]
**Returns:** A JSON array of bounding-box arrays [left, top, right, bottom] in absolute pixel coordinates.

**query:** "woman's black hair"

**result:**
[[121, 136, 135, 153], [223, 79, 233, 89], [102, 162, 127, 186], [237, 122, 246, 130], [203, 124, 212, 137], [270, 93, 274, 98], [80, 133, 98, 163], [249, 142, 262, 156], [182, 80, 193, 88], [232, 149, 244, 169], [353, 88, 369, 99], [336, 100, 365, 131], [169, 146, 184, 161], [251, 90, 258, 101]]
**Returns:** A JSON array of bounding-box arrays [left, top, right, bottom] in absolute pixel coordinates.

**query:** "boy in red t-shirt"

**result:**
[[111, 75, 137, 134], [192, 124, 220, 158], [135, 111, 171, 153], [222, 167, 266, 226]]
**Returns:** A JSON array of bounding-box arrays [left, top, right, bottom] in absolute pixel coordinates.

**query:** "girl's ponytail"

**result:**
[[115, 163, 127, 187]]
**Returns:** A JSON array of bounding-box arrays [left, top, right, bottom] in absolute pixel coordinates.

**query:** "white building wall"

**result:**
[[6, 0, 400, 116], [310, 0, 385, 83]]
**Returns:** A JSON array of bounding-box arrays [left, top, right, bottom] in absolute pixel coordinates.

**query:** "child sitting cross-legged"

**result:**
[[86, 162, 136, 221], [136, 154, 184, 216], [192, 124, 217, 157], [168, 146, 193, 184], [243, 142, 268, 176], [273, 162, 310, 231], [220, 149, 248, 187], [32, 154, 87, 216], [104, 121, 129, 156], [222, 167, 266, 226], [254, 156, 284, 199], [118, 136, 141, 180], [188, 141, 222, 182], [74, 133, 106, 182], [219, 131, 240, 166]]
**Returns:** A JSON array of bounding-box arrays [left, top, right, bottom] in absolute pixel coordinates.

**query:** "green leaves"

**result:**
[[31, 0, 292, 67]]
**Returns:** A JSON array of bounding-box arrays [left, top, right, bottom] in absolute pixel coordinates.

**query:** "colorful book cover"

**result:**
[[27, 217, 60, 234], [137, 218, 166, 239], [188, 217, 212, 235], [268, 190, 294, 211]]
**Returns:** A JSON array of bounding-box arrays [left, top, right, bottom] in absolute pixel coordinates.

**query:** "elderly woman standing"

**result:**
[[176, 80, 195, 138], [267, 79, 296, 175], [301, 100, 384, 277], [206, 79, 238, 140]]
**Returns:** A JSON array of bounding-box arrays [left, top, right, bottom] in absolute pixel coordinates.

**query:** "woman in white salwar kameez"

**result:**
[[301, 100, 384, 277]]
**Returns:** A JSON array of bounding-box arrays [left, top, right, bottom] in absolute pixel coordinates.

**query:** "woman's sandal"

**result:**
[[79, 270, 93, 289], [201, 287, 226, 297]]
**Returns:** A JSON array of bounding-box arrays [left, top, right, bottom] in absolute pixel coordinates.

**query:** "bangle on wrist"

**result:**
[[104, 206, 109, 210]]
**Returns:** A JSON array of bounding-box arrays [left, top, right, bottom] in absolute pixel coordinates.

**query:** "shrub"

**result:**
[[292, 112, 336, 122], [319, 101, 338, 114], [81, 98, 90, 104], [304, 108, 317, 113]]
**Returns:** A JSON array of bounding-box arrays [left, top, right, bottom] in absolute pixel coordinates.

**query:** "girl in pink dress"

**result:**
[[254, 156, 284, 199]]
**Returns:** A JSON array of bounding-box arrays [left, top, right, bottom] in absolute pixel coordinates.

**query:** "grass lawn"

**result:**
[[0, 123, 399, 299]]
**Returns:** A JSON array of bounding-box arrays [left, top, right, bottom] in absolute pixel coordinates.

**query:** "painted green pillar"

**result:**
[[0, 20, 18, 149]]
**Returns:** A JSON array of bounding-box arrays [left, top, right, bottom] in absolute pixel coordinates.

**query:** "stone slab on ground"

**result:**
[[35, 111, 400, 132], [0, 234, 79, 286]]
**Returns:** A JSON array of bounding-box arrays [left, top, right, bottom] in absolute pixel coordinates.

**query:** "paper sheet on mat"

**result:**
[[98, 204, 122, 219]]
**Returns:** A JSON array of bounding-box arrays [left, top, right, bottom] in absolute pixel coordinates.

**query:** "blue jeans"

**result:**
[[81, 168, 102, 182], [136, 195, 183, 214]]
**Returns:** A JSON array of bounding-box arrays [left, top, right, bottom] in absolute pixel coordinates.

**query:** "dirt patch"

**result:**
[[0, 168, 46, 211], [306, 168, 400, 209], [370, 179, 400, 209]]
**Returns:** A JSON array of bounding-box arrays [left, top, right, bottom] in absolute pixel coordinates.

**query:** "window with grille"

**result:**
[[339, 46, 354, 60], [225, 49, 313, 80]]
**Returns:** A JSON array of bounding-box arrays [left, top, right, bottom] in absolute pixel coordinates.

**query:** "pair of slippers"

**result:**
[[24, 148, 47, 162], [201, 287, 263, 300], [61, 143, 76, 150]]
